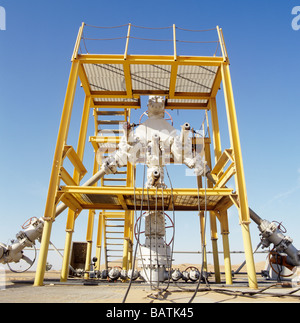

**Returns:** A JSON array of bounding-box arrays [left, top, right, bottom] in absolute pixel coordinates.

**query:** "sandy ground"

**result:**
[[0, 262, 300, 303]]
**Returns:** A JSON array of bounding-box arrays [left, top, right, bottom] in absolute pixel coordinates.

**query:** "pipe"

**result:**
[[180, 122, 191, 143], [206, 171, 263, 225], [248, 208, 263, 226], [55, 167, 106, 218], [206, 171, 300, 266], [286, 244, 300, 267]]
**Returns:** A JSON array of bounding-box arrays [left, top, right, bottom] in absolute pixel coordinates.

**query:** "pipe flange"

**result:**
[[276, 236, 293, 253]]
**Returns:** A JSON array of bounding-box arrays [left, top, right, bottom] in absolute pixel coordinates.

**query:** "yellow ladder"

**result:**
[[92, 107, 134, 271]]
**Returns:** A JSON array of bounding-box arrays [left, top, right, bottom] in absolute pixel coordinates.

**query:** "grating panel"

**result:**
[[84, 64, 126, 92], [73, 193, 228, 211], [130, 64, 171, 91], [60, 186, 233, 212], [175, 65, 218, 93], [83, 61, 219, 101], [75, 193, 120, 206]]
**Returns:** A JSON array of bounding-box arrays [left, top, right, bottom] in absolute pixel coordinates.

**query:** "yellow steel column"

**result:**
[[60, 95, 91, 282], [34, 59, 80, 286], [128, 210, 134, 269], [196, 176, 207, 272], [60, 226, 74, 281], [34, 220, 53, 286], [219, 210, 232, 285], [103, 214, 108, 270], [122, 239, 129, 271], [95, 212, 104, 270], [204, 137, 221, 283], [209, 98, 222, 159], [199, 211, 207, 272], [122, 210, 131, 271], [60, 233, 74, 282], [83, 152, 99, 278], [220, 63, 257, 289], [84, 210, 95, 279], [210, 213, 221, 283], [126, 160, 135, 269], [209, 98, 232, 283]]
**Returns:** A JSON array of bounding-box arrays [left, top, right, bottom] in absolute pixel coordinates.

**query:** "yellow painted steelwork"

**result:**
[[34, 23, 258, 289]]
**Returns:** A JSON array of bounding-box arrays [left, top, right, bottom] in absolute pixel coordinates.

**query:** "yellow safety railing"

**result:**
[[72, 22, 228, 60]]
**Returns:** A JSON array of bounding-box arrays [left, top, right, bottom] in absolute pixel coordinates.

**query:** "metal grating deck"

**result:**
[[79, 55, 222, 109], [58, 187, 234, 212]]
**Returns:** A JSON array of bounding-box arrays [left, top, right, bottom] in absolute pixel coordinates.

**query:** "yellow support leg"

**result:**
[[122, 210, 131, 271], [222, 234, 232, 285], [240, 222, 257, 288], [34, 220, 53, 286], [60, 210, 81, 282], [219, 210, 232, 285], [122, 239, 129, 272], [84, 210, 95, 279], [128, 211, 134, 269], [84, 242, 93, 279], [83, 155, 98, 277], [95, 212, 104, 271], [210, 212, 221, 283], [34, 59, 80, 286], [209, 98, 233, 284], [203, 137, 221, 283], [221, 62, 257, 289], [199, 211, 207, 272], [60, 230, 73, 282], [60, 95, 91, 282]]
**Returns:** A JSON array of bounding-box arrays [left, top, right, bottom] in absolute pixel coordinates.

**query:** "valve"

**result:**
[[147, 168, 163, 188], [181, 270, 190, 282], [127, 269, 139, 281], [171, 269, 182, 282], [108, 267, 121, 281], [120, 269, 127, 280], [101, 269, 108, 279], [189, 269, 200, 282], [183, 266, 201, 282]]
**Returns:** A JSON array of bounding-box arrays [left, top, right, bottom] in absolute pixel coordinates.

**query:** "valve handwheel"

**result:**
[[22, 217, 38, 229], [139, 110, 174, 126], [183, 266, 200, 273], [272, 221, 287, 234]]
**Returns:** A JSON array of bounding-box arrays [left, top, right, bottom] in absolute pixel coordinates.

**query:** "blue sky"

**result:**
[[0, 0, 300, 270]]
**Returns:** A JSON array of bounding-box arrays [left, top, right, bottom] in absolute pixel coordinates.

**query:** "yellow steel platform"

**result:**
[[57, 186, 234, 212]]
